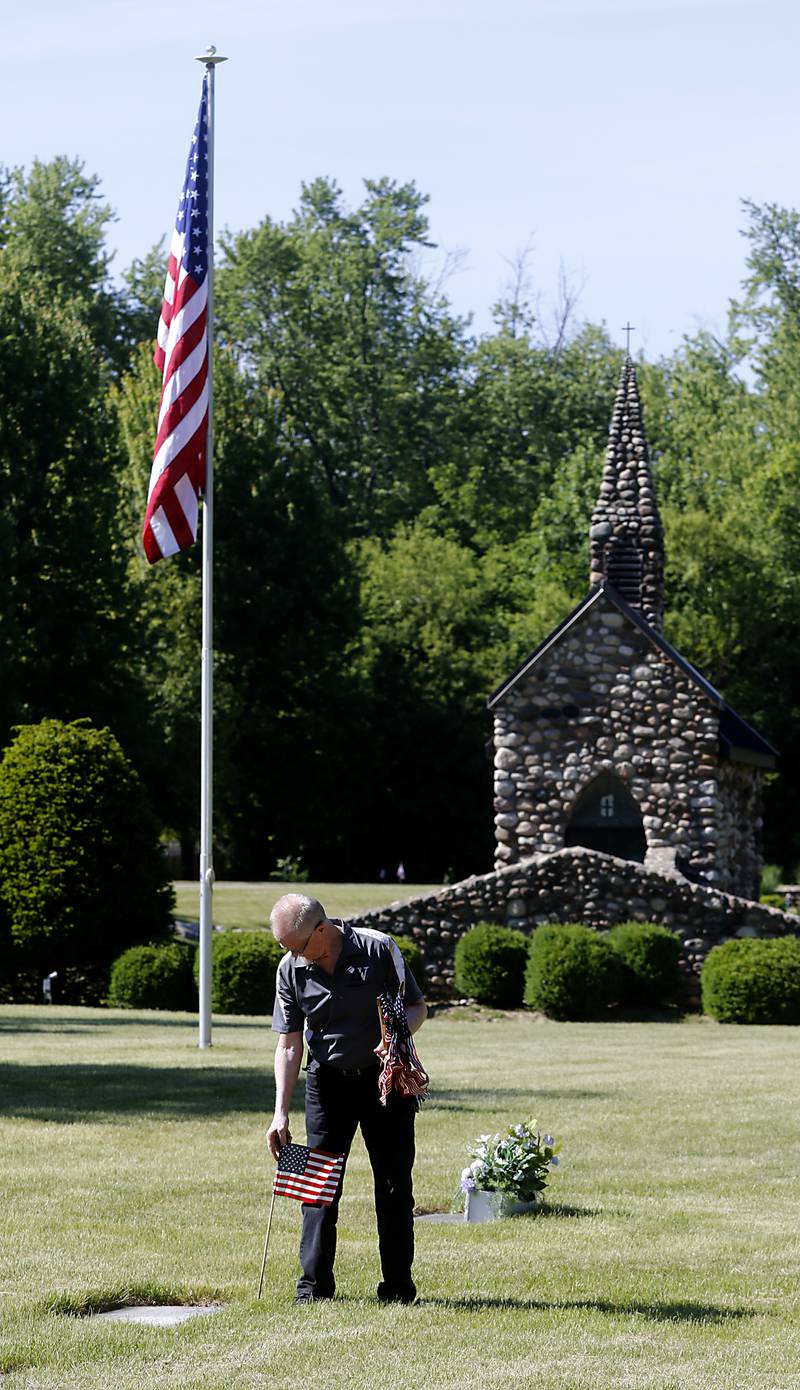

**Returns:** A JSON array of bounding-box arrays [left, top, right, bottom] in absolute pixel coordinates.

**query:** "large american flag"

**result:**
[[142, 76, 210, 563], [273, 1144, 345, 1206]]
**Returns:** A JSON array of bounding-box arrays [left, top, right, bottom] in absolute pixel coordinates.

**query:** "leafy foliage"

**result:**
[[460, 1119, 560, 1201], [701, 937, 800, 1024], [108, 942, 196, 1011], [453, 922, 529, 1007], [0, 720, 172, 1002], [390, 934, 426, 993], [524, 923, 622, 1020], [607, 921, 683, 1006], [194, 931, 285, 1016]]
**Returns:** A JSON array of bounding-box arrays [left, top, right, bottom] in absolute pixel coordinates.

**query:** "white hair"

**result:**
[[270, 893, 325, 939]]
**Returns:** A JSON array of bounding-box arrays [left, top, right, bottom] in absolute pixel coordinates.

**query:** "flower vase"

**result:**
[[464, 1189, 539, 1222]]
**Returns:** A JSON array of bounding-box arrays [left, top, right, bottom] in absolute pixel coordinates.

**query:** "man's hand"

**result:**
[[266, 1113, 291, 1160]]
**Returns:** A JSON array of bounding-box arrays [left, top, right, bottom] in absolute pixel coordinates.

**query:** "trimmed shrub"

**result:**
[[108, 942, 196, 1011], [0, 719, 172, 1003], [453, 922, 528, 1007], [390, 934, 426, 993], [525, 923, 622, 1020], [607, 921, 682, 1005], [193, 931, 286, 1016], [701, 937, 800, 1024]]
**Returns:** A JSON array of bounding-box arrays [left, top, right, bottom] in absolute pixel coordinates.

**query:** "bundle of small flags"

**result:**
[[377, 991, 429, 1105]]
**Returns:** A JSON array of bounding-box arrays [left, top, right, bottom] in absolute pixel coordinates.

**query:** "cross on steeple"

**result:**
[[621, 322, 636, 355]]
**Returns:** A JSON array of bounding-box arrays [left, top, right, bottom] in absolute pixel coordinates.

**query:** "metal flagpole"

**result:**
[[195, 44, 227, 1049]]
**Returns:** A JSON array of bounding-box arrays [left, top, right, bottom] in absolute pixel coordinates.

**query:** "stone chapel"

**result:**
[[488, 355, 776, 902]]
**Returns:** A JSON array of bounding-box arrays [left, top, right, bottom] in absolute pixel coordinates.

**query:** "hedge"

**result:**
[[390, 934, 426, 993], [607, 921, 682, 1005], [0, 718, 171, 1002], [453, 922, 529, 1007], [701, 936, 800, 1024], [108, 942, 196, 1011], [525, 922, 622, 1019], [193, 930, 286, 1016]]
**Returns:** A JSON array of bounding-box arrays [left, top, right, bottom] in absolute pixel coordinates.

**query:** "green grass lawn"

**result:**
[[172, 881, 442, 930], [1, 1006, 799, 1389]]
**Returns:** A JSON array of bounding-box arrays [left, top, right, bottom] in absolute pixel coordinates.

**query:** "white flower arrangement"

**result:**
[[460, 1120, 561, 1203]]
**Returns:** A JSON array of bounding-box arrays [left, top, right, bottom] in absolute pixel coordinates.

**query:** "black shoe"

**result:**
[[377, 1281, 416, 1305], [294, 1290, 332, 1304]]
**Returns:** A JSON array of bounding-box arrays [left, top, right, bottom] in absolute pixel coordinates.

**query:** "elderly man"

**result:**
[[267, 893, 427, 1304]]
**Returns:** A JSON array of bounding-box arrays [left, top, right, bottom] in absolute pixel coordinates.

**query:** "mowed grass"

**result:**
[[1, 1007, 799, 1390], [172, 881, 442, 930]]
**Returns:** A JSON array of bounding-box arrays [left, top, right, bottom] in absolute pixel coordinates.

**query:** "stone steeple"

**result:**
[[589, 355, 664, 630]]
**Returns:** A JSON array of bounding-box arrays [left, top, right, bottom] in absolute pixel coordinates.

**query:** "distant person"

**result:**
[[378, 867, 386, 882], [396, 861, 406, 883], [266, 893, 427, 1303]]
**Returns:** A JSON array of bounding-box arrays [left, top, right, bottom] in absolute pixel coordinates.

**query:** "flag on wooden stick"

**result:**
[[273, 1144, 345, 1205], [143, 75, 210, 563]]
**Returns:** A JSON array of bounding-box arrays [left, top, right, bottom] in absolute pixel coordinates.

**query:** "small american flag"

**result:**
[[273, 1144, 345, 1206], [143, 75, 210, 563]]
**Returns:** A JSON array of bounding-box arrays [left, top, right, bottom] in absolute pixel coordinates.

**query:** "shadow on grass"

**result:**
[[428, 1087, 610, 1111], [417, 1295, 755, 1323], [603, 1005, 693, 1024], [0, 1061, 284, 1121], [534, 1202, 601, 1219], [0, 1015, 266, 1032]]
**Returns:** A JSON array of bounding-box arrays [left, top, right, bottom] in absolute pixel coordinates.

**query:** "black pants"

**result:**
[[298, 1062, 417, 1299]]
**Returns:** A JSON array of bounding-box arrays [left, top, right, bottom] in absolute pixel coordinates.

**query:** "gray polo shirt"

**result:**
[[271, 922, 424, 1070]]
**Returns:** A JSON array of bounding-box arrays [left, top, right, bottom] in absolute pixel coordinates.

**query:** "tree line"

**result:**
[[2, 160, 799, 882]]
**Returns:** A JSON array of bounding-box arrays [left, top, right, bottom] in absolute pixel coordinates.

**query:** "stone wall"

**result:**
[[716, 762, 762, 901], [345, 846, 799, 1004]]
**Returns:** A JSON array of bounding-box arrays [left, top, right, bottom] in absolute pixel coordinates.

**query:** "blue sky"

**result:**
[[4, 0, 799, 358]]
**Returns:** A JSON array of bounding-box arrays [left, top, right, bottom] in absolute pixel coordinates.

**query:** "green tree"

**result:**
[[217, 177, 466, 538], [428, 322, 620, 548], [0, 719, 173, 1002], [0, 269, 138, 749]]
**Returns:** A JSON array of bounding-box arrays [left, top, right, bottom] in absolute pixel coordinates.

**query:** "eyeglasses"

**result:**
[[291, 918, 324, 959]]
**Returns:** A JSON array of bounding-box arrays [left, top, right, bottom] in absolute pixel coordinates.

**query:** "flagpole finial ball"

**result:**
[[194, 45, 228, 65]]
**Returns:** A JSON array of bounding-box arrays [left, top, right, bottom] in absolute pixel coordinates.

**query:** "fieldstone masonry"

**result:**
[[489, 587, 765, 900], [589, 355, 664, 629], [346, 847, 799, 1004]]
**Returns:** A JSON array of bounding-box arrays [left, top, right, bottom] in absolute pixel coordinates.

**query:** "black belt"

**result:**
[[318, 1061, 379, 1078]]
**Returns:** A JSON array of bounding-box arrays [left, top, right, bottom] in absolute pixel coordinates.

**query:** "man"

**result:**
[[267, 893, 427, 1304]]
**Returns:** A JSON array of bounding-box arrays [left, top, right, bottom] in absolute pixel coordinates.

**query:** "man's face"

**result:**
[[273, 913, 325, 962]]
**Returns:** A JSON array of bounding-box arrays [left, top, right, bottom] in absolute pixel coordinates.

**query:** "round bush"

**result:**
[[701, 937, 800, 1024], [607, 921, 682, 1005], [108, 942, 196, 1011], [453, 922, 529, 1007], [390, 934, 426, 993], [0, 719, 172, 1002], [194, 931, 286, 1016], [525, 923, 622, 1020]]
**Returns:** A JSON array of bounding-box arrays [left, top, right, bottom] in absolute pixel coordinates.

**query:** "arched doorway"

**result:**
[[565, 771, 646, 862]]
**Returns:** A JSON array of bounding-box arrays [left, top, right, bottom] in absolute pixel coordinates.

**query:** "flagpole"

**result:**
[[195, 45, 227, 1050]]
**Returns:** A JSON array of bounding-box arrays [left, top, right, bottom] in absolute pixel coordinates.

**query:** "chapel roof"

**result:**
[[487, 582, 777, 768]]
